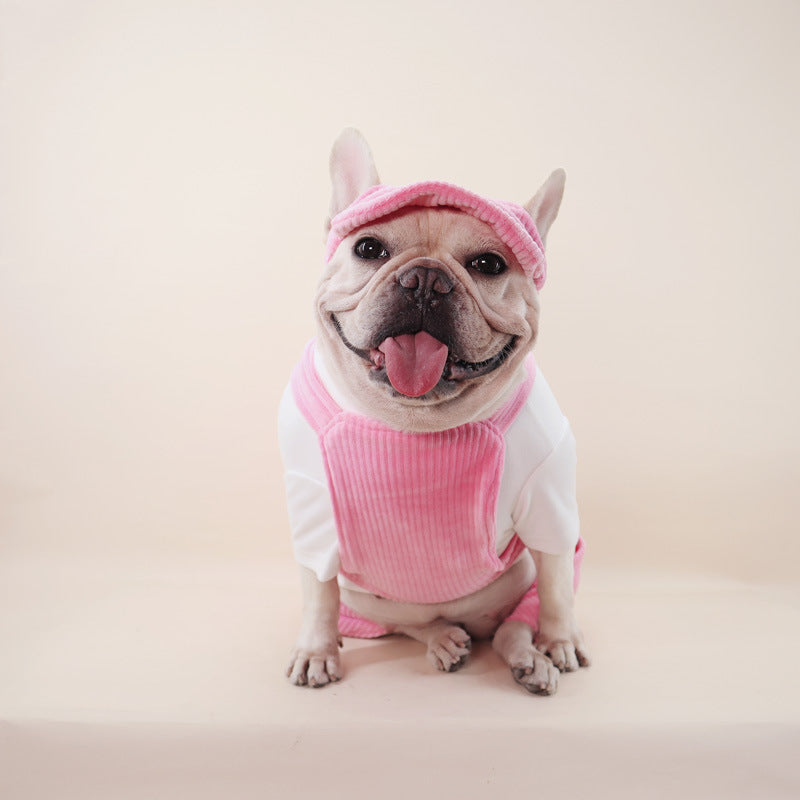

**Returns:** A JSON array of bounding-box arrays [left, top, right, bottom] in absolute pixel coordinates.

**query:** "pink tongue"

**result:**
[[378, 332, 449, 397]]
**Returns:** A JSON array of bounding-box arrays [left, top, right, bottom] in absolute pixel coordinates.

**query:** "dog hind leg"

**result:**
[[492, 618, 559, 695]]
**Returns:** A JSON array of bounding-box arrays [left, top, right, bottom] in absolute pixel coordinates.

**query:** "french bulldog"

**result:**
[[278, 129, 589, 695]]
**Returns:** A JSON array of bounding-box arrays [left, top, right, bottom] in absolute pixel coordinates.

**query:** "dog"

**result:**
[[278, 129, 589, 694]]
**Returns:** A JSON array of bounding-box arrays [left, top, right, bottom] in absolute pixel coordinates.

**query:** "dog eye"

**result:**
[[467, 253, 507, 276], [354, 237, 390, 260]]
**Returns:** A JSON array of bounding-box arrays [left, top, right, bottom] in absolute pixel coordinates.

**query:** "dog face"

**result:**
[[315, 130, 565, 433]]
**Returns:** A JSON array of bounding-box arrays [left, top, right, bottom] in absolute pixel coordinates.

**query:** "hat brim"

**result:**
[[325, 181, 547, 289]]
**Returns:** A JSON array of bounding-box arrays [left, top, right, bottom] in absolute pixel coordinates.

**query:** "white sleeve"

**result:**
[[277, 385, 340, 581], [511, 421, 580, 555]]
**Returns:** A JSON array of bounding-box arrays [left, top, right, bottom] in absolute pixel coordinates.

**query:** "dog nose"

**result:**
[[398, 265, 453, 297]]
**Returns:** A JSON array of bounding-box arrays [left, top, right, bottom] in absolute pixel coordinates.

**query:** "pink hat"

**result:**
[[325, 181, 547, 290]]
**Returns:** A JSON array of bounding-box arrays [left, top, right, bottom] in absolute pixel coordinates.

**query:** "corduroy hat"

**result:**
[[325, 181, 547, 290]]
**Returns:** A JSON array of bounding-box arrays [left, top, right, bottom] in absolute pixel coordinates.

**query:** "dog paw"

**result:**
[[287, 649, 342, 688], [535, 638, 591, 673], [535, 618, 591, 673], [287, 628, 343, 689], [509, 648, 560, 695], [427, 625, 473, 672], [493, 619, 559, 695]]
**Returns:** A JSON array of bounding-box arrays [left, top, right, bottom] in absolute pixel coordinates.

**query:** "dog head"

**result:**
[[314, 129, 565, 432]]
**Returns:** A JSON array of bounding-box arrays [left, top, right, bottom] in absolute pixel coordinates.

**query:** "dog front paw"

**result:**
[[534, 617, 591, 673], [287, 647, 342, 688], [287, 628, 343, 688]]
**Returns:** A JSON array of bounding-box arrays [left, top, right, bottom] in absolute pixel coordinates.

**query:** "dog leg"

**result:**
[[287, 566, 343, 688], [492, 619, 560, 695], [396, 620, 472, 672], [532, 549, 591, 672]]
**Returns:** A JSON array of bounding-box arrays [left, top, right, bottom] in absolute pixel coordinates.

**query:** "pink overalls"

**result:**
[[291, 341, 584, 638]]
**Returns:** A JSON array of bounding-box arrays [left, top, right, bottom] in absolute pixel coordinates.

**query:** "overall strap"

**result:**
[[487, 354, 536, 434], [290, 340, 342, 433]]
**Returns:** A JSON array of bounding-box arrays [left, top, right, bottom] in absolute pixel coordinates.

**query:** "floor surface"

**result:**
[[2, 553, 798, 799]]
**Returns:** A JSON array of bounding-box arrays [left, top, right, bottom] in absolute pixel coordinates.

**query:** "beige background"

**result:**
[[2, 1, 799, 798]]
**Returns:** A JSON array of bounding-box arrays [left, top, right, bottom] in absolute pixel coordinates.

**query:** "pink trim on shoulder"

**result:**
[[290, 341, 341, 432], [488, 354, 536, 434]]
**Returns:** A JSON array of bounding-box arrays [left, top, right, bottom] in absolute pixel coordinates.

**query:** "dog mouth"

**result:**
[[331, 315, 517, 398]]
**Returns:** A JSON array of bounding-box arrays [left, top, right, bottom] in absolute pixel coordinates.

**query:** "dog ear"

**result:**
[[328, 128, 380, 225], [524, 169, 566, 248]]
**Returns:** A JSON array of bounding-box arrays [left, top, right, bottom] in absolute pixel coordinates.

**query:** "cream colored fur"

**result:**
[[287, 129, 589, 694]]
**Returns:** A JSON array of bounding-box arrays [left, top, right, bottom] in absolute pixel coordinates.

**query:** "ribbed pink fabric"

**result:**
[[325, 182, 548, 289], [291, 340, 584, 639], [292, 341, 532, 603], [338, 537, 585, 640], [338, 603, 390, 639]]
